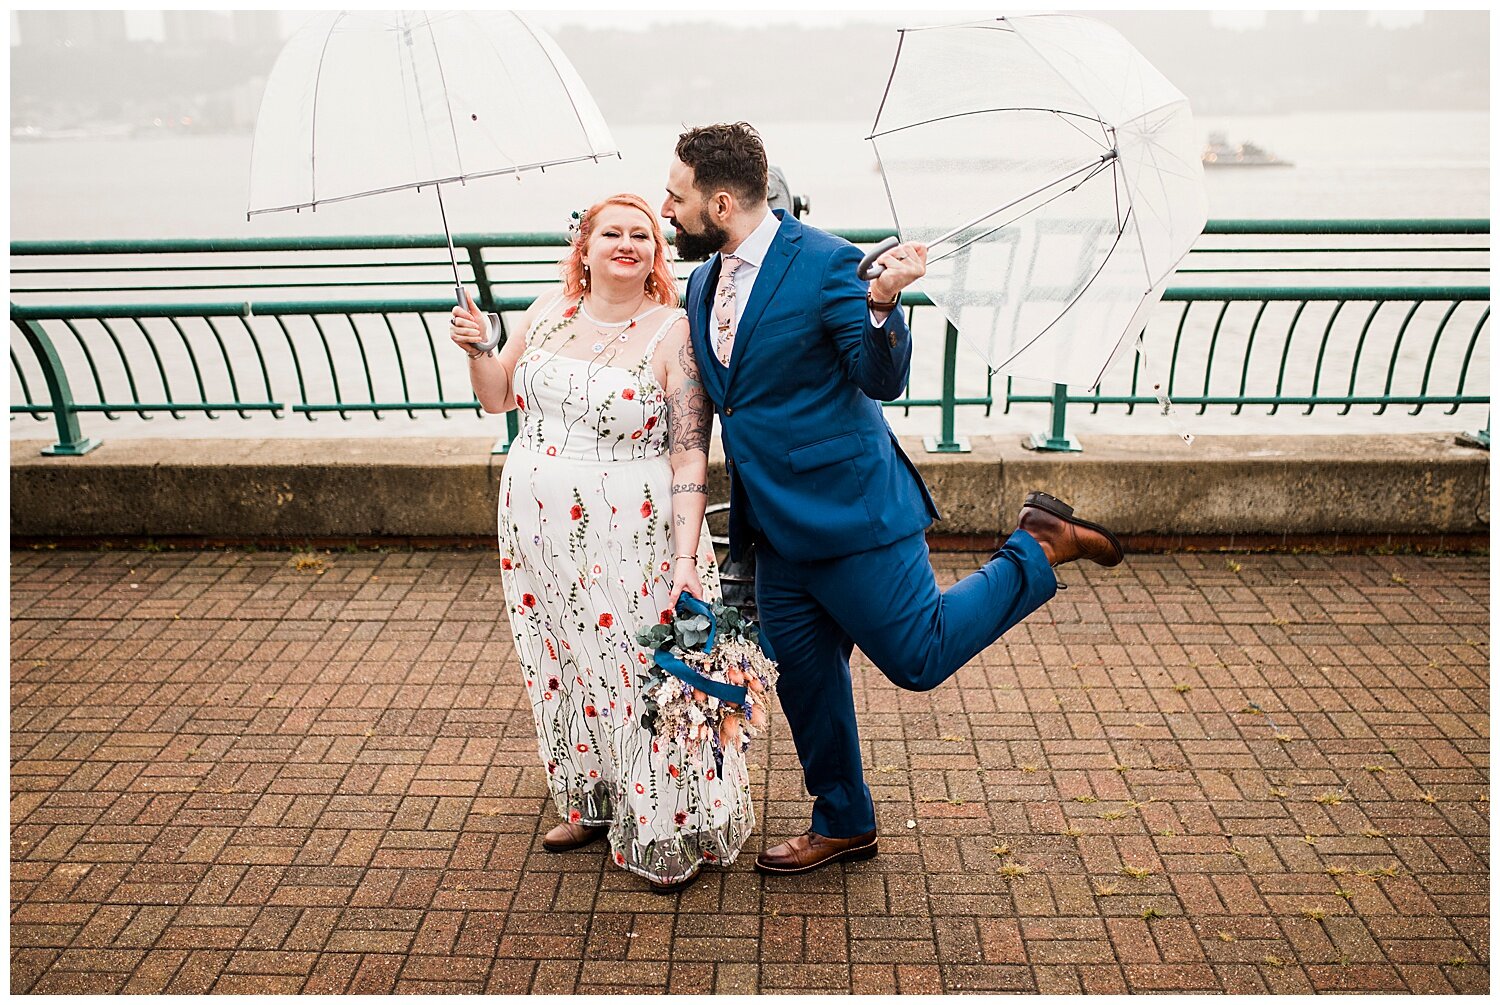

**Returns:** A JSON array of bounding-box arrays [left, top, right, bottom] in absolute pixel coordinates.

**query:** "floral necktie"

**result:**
[[713, 255, 743, 366]]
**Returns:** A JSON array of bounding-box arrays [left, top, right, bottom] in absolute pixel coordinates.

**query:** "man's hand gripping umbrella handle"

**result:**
[[857, 236, 901, 280]]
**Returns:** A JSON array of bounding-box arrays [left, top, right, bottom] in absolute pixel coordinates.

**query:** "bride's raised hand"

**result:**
[[449, 288, 489, 355]]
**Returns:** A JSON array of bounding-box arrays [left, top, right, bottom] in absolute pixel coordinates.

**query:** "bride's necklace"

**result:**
[[580, 297, 658, 353]]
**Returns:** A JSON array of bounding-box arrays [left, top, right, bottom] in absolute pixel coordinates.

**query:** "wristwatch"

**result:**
[[866, 290, 900, 312]]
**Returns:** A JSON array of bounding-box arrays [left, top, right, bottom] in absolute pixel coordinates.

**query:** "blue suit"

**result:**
[[687, 210, 1057, 837]]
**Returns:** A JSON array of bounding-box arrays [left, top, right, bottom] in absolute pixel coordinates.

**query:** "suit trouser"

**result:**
[[754, 528, 1056, 838]]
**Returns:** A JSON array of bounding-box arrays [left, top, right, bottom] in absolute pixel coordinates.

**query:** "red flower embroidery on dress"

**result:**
[[569, 809, 580, 821], [660, 609, 674, 624], [639, 814, 648, 825], [615, 851, 625, 865], [668, 764, 680, 779], [570, 504, 583, 520], [630, 430, 643, 439], [635, 782, 646, 794], [584, 705, 597, 717], [674, 811, 687, 825], [546, 446, 557, 456], [563, 305, 579, 319], [706, 769, 715, 781], [598, 613, 614, 628], [576, 743, 589, 753], [523, 594, 536, 607], [644, 415, 658, 430], [501, 557, 513, 570], [640, 501, 653, 518], [515, 394, 525, 409], [621, 387, 635, 400]]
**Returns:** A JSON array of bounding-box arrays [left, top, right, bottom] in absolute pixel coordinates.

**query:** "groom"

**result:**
[[664, 122, 1123, 875]]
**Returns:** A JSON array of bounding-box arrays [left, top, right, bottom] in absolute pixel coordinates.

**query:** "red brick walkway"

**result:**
[[11, 548, 1489, 994]]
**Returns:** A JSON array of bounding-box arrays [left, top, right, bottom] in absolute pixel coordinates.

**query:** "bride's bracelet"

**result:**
[[673, 554, 698, 564]]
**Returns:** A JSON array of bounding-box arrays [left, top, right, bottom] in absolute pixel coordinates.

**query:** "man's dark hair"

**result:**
[[675, 122, 769, 205]]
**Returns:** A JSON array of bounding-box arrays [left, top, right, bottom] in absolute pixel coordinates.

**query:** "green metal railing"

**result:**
[[10, 220, 1490, 456]]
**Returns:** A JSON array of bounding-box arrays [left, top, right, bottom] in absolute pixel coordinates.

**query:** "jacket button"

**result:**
[[724, 406, 734, 416]]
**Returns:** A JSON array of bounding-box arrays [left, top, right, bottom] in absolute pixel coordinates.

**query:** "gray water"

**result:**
[[10, 111, 1491, 445]]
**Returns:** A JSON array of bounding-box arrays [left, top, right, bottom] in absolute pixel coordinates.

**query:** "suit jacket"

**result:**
[[687, 210, 939, 562]]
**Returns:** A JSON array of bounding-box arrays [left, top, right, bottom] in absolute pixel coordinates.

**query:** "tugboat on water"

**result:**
[[1202, 132, 1292, 168]]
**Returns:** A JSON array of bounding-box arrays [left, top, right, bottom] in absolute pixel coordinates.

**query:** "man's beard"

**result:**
[[672, 210, 731, 262]]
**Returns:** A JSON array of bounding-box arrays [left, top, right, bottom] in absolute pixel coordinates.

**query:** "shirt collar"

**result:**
[[722, 209, 780, 269]]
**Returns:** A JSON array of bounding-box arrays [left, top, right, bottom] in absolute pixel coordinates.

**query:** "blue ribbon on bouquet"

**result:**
[[651, 595, 749, 707]]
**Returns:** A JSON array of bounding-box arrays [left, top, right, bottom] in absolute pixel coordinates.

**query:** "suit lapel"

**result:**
[[689, 259, 727, 403], [726, 215, 801, 394]]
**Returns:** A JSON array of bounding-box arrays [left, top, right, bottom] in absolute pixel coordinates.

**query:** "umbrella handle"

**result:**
[[857, 236, 900, 281], [460, 285, 505, 354]]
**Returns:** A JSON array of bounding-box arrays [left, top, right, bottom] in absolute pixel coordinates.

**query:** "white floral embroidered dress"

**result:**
[[498, 295, 752, 883]]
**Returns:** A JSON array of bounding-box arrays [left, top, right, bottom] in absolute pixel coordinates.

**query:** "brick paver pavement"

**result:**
[[11, 547, 1488, 994]]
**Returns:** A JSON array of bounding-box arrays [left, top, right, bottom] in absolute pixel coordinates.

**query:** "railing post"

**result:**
[[1027, 383, 1082, 452], [923, 320, 971, 453], [464, 242, 517, 456], [17, 317, 100, 456], [1457, 413, 1489, 450]]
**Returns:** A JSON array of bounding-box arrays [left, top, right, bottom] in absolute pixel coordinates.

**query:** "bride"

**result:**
[[449, 193, 751, 893]]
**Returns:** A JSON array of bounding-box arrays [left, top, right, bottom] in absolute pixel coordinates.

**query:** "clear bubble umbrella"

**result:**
[[248, 10, 617, 327], [861, 14, 1208, 392]]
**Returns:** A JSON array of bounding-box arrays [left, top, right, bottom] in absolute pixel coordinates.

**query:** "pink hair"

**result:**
[[560, 194, 679, 307]]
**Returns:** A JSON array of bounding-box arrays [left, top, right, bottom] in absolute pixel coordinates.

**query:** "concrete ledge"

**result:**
[[11, 433, 1489, 547]]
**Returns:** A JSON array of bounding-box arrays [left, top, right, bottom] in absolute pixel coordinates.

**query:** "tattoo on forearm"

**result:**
[[668, 343, 713, 456], [675, 514, 687, 528], [670, 483, 707, 494]]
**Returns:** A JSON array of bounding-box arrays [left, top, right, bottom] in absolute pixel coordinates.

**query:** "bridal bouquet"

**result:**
[[635, 596, 778, 771]]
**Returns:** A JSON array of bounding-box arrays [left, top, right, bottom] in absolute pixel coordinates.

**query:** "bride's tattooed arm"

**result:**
[[667, 341, 713, 456], [662, 320, 711, 605]]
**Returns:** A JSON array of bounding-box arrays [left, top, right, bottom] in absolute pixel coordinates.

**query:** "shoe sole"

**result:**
[[753, 840, 879, 875], [648, 871, 702, 895], [1023, 491, 1125, 567]]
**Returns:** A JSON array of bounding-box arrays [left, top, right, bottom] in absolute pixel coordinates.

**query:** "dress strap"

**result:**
[[525, 290, 571, 341], [640, 308, 687, 366]]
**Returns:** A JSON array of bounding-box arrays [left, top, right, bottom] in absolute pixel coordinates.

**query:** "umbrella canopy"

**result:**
[[867, 15, 1207, 388], [247, 10, 617, 217]]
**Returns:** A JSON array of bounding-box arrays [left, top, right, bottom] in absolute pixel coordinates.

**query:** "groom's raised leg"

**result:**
[[810, 529, 1056, 693], [753, 540, 877, 839]]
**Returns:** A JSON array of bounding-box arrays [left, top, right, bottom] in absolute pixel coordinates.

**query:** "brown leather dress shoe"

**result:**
[[1017, 491, 1124, 568], [754, 829, 878, 875], [542, 821, 607, 853]]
